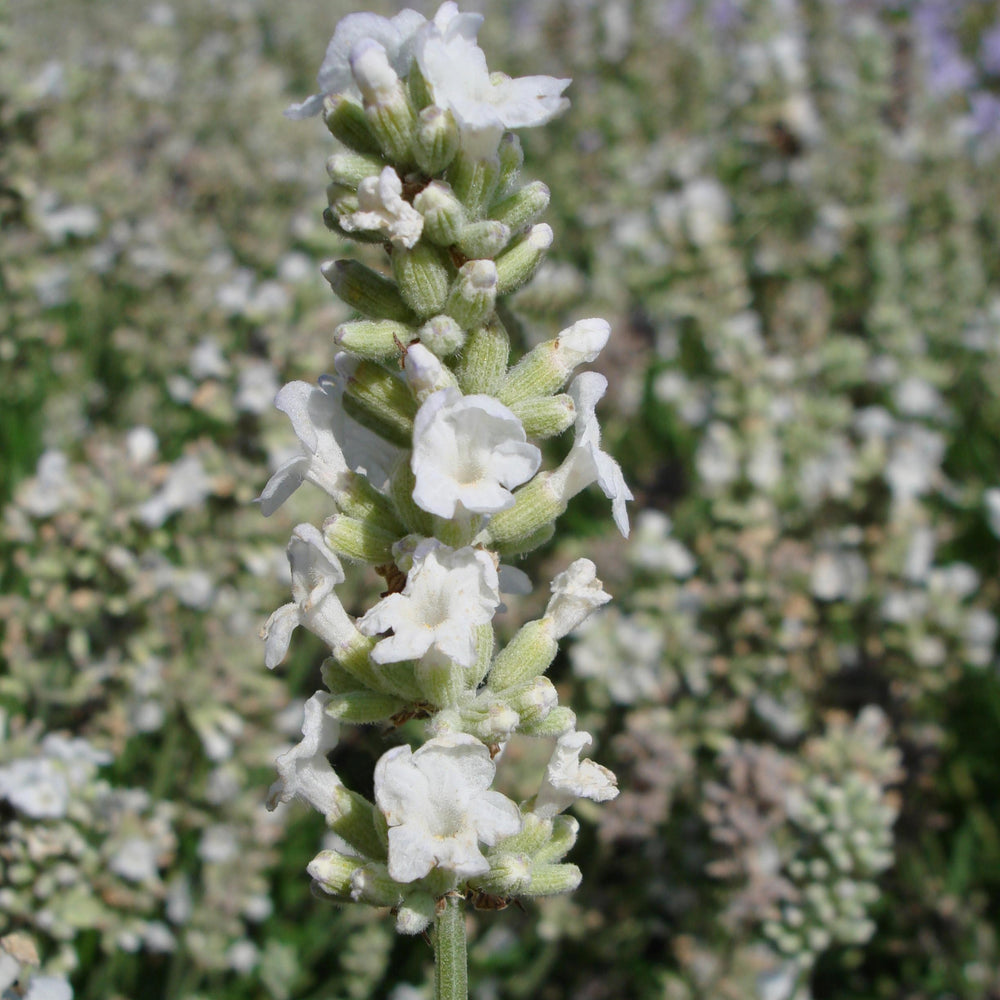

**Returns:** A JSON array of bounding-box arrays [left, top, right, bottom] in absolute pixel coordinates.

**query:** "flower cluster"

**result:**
[[261, 1, 624, 944]]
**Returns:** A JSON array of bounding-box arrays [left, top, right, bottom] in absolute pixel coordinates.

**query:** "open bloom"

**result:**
[[533, 730, 619, 820], [550, 372, 633, 537], [284, 7, 426, 118], [411, 388, 541, 519], [267, 692, 343, 820], [374, 732, 522, 882], [341, 167, 424, 248], [260, 523, 361, 668], [357, 539, 499, 668], [257, 376, 395, 515], [544, 558, 612, 639], [415, 3, 570, 157]]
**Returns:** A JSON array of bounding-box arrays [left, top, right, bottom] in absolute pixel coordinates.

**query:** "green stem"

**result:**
[[433, 894, 468, 1000]]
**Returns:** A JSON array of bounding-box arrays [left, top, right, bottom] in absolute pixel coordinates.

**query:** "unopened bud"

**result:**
[[395, 892, 435, 935], [508, 393, 575, 438], [446, 259, 497, 329], [523, 862, 581, 897], [414, 105, 460, 175], [323, 513, 397, 564], [495, 132, 524, 198], [414, 181, 467, 246], [351, 40, 416, 164], [323, 94, 381, 154], [336, 354, 417, 447], [419, 314, 467, 358], [322, 259, 417, 324], [308, 850, 363, 897], [489, 619, 558, 690], [457, 220, 511, 259], [334, 318, 417, 362], [495, 224, 553, 296], [392, 242, 450, 319], [325, 689, 407, 724], [489, 181, 550, 232], [454, 314, 510, 395], [447, 149, 500, 217], [326, 151, 386, 189], [403, 342, 459, 403]]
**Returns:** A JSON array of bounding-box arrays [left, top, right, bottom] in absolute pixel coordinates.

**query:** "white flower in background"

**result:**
[[549, 372, 633, 537], [358, 540, 499, 668], [415, 2, 570, 157], [23, 975, 74, 1000], [137, 454, 212, 528], [267, 692, 343, 820], [411, 388, 541, 519], [533, 730, 619, 819], [0, 758, 69, 819], [284, 7, 426, 118], [374, 732, 522, 882], [627, 510, 696, 578], [261, 524, 359, 668], [258, 376, 393, 515], [18, 450, 77, 518], [985, 488, 1000, 538], [341, 166, 424, 248], [544, 558, 612, 639]]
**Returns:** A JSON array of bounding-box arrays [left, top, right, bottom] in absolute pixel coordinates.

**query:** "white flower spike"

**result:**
[[374, 732, 522, 882], [411, 388, 541, 519], [357, 539, 499, 668]]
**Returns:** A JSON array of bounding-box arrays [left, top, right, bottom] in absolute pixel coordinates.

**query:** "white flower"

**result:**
[[261, 523, 360, 668], [415, 2, 570, 157], [533, 730, 619, 819], [23, 975, 74, 1000], [341, 167, 424, 249], [137, 454, 212, 528], [257, 375, 396, 515], [411, 388, 541, 519], [358, 540, 499, 668], [549, 372, 633, 537], [267, 692, 343, 820], [284, 7, 427, 118], [374, 732, 522, 882], [0, 757, 69, 819], [544, 558, 612, 639]]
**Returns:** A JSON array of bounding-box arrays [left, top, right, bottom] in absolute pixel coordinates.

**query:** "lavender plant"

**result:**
[[259, 5, 629, 996]]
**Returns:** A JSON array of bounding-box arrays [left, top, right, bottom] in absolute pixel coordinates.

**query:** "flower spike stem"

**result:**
[[434, 894, 469, 1000]]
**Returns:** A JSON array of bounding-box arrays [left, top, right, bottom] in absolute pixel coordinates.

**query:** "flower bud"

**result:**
[[506, 676, 559, 727], [395, 892, 435, 935], [392, 243, 450, 319], [414, 181, 467, 246], [326, 151, 386, 189], [457, 697, 520, 743], [494, 812, 552, 856], [519, 705, 576, 738], [414, 105, 460, 175], [457, 220, 511, 259], [447, 149, 500, 217], [499, 319, 610, 405], [534, 814, 579, 863], [446, 259, 498, 329], [323, 513, 398, 564], [454, 315, 510, 396], [322, 259, 417, 324], [416, 653, 467, 708], [403, 343, 459, 403], [419, 314, 467, 357], [489, 181, 550, 232], [323, 94, 381, 155], [326, 690, 407, 725], [350, 862, 403, 907], [334, 319, 417, 362], [495, 132, 524, 199], [471, 853, 532, 894], [351, 40, 416, 164], [508, 393, 575, 438], [308, 850, 363, 897], [495, 224, 553, 296], [484, 473, 564, 553], [336, 355, 417, 448], [333, 475, 405, 536], [329, 788, 387, 861], [488, 619, 558, 690], [522, 862, 581, 897]]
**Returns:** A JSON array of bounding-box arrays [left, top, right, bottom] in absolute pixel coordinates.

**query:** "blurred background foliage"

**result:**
[[2, 0, 1000, 998]]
